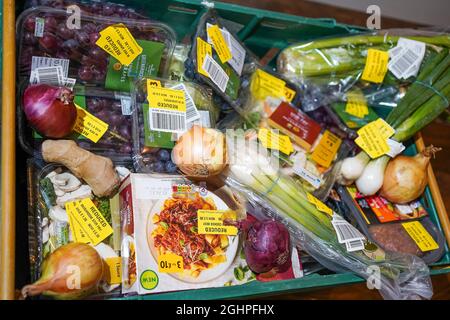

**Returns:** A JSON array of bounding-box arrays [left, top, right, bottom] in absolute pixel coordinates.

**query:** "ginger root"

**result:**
[[42, 140, 120, 197]]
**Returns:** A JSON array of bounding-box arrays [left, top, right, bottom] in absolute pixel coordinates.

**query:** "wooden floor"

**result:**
[[221, 0, 450, 300]]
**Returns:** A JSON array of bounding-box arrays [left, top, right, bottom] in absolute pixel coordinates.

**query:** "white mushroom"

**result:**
[[42, 226, 49, 243], [54, 173, 82, 192], [41, 217, 49, 227], [49, 206, 69, 223], [93, 243, 120, 293], [56, 185, 93, 208], [48, 222, 55, 237], [54, 187, 66, 197], [116, 166, 131, 181], [45, 171, 58, 180]]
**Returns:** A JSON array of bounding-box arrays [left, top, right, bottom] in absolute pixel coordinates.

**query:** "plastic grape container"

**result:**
[[18, 82, 135, 161], [16, 6, 176, 90]]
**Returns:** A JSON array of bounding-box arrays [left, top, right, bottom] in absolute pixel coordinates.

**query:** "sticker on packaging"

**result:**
[[258, 128, 294, 155], [73, 105, 109, 143], [201, 54, 229, 93], [197, 37, 213, 77], [34, 17, 45, 38], [96, 24, 143, 66], [105, 257, 122, 285], [157, 253, 184, 273], [306, 193, 333, 216], [197, 210, 238, 235], [206, 24, 232, 63], [147, 86, 187, 133], [293, 166, 322, 189], [388, 38, 426, 79], [311, 130, 342, 168], [402, 221, 439, 252], [252, 69, 285, 100], [65, 198, 114, 246], [361, 49, 389, 83], [355, 119, 395, 159], [345, 89, 369, 119]]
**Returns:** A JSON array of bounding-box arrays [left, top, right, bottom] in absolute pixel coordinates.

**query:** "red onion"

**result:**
[[244, 220, 291, 274], [23, 84, 77, 138]]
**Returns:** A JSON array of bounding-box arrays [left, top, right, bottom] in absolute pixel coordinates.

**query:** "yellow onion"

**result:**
[[380, 145, 441, 204], [21, 243, 103, 300], [172, 125, 227, 177]]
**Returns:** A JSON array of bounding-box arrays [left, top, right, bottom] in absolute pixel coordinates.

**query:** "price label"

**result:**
[[306, 193, 333, 216], [73, 105, 109, 143], [158, 253, 184, 273], [207, 24, 232, 63], [284, 86, 296, 103], [197, 210, 238, 235], [146, 78, 162, 89], [147, 86, 186, 112], [355, 119, 395, 159], [258, 128, 294, 155], [361, 49, 389, 83], [345, 89, 368, 119], [105, 257, 122, 285], [65, 198, 113, 246], [402, 221, 439, 252], [311, 130, 342, 168], [197, 37, 213, 77], [96, 24, 143, 66]]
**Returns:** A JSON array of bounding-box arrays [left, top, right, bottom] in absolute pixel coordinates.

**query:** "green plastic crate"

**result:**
[[13, 0, 450, 300]]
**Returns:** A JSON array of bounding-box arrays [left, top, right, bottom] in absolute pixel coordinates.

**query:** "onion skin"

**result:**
[[244, 220, 291, 274], [23, 84, 77, 138], [172, 125, 227, 177], [380, 146, 441, 204], [21, 243, 103, 300]]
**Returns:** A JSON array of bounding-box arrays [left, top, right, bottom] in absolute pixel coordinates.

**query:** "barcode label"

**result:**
[[389, 48, 419, 79], [206, 23, 246, 75], [170, 84, 200, 123], [63, 77, 77, 90], [388, 38, 425, 79], [345, 239, 365, 252], [332, 215, 365, 244], [149, 109, 186, 133], [34, 17, 45, 38], [31, 56, 70, 77], [197, 110, 211, 128], [202, 54, 229, 92], [120, 96, 132, 115], [32, 66, 64, 86]]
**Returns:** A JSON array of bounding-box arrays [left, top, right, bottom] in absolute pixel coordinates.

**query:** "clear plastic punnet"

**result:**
[[131, 77, 220, 174], [17, 6, 176, 90], [18, 82, 134, 161]]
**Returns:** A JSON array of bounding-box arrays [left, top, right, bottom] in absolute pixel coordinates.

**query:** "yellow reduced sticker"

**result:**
[[158, 253, 184, 273], [146, 78, 162, 89], [361, 49, 389, 83], [311, 130, 342, 169], [66, 202, 90, 243], [251, 69, 295, 102], [306, 193, 333, 216], [402, 221, 439, 252], [73, 105, 109, 143], [197, 210, 238, 235], [96, 24, 143, 66], [105, 257, 122, 285], [345, 89, 368, 119], [284, 86, 296, 103], [197, 37, 213, 77], [258, 128, 294, 155], [65, 198, 113, 246], [207, 24, 232, 63], [355, 119, 395, 159], [147, 86, 186, 112]]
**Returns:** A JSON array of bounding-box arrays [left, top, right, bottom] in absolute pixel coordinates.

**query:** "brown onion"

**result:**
[[172, 125, 227, 177], [380, 145, 441, 204], [21, 243, 103, 300]]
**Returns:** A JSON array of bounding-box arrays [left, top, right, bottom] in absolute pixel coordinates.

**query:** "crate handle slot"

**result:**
[[168, 4, 198, 15]]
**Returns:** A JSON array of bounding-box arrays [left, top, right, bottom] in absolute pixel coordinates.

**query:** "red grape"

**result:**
[[44, 16, 58, 32], [78, 66, 93, 81], [56, 23, 74, 39], [38, 33, 58, 52], [24, 16, 36, 32]]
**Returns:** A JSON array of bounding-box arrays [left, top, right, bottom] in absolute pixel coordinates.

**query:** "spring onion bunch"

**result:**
[[339, 48, 450, 195]]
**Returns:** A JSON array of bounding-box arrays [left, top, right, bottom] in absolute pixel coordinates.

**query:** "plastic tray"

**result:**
[[16, 6, 176, 90], [17, 83, 134, 161], [1, 0, 450, 300]]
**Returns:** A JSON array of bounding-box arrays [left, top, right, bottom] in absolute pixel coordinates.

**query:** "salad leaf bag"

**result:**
[[222, 130, 433, 300]]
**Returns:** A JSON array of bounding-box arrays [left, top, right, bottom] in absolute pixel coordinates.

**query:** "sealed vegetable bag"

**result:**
[[222, 130, 433, 300], [187, 8, 352, 199]]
